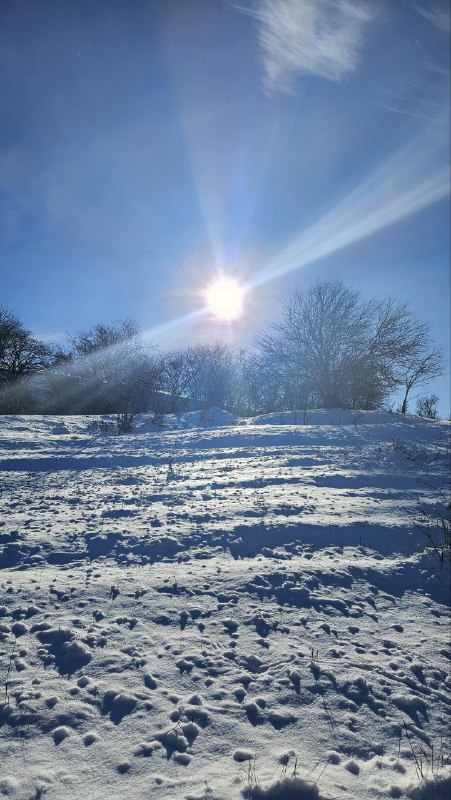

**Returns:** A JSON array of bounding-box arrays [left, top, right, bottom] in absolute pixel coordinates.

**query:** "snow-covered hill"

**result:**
[[0, 411, 449, 800]]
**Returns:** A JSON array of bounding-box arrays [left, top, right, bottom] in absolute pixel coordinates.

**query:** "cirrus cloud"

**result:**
[[247, 0, 374, 93], [413, 1, 451, 33]]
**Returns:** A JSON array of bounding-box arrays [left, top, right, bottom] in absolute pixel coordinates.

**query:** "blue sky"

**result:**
[[1, 0, 450, 412]]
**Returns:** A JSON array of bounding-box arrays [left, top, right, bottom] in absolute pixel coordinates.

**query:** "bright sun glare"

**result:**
[[204, 277, 244, 321]]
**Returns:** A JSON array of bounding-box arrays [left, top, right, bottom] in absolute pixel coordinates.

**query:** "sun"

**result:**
[[204, 276, 244, 321]]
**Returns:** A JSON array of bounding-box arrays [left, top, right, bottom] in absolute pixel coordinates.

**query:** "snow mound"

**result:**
[[172, 407, 239, 428], [135, 407, 239, 431], [252, 409, 428, 426]]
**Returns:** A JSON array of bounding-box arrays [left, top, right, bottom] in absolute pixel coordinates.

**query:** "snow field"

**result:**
[[0, 411, 450, 799]]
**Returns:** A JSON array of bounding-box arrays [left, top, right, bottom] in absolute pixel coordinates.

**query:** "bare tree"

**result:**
[[182, 342, 234, 409], [0, 307, 54, 412], [46, 319, 161, 423], [399, 347, 444, 415], [361, 298, 444, 415], [0, 307, 53, 382], [70, 319, 140, 357], [257, 281, 373, 409], [160, 351, 190, 412], [416, 394, 440, 419], [256, 281, 445, 412]]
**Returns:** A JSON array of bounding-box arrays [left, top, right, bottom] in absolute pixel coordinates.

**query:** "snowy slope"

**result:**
[[0, 411, 449, 800]]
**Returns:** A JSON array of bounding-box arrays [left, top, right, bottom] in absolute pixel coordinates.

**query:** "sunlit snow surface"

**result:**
[[0, 410, 450, 800]]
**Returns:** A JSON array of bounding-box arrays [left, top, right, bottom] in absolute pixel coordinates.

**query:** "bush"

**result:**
[[116, 412, 134, 433], [415, 484, 451, 565]]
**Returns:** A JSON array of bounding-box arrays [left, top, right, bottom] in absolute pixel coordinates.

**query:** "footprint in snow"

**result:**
[[102, 690, 137, 723], [176, 658, 194, 674], [134, 740, 162, 757], [344, 759, 360, 775], [222, 618, 238, 634], [267, 710, 297, 729], [155, 724, 197, 759], [83, 732, 98, 746], [35, 627, 92, 675], [52, 725, 71, 745], [233, 749, 254, 762]]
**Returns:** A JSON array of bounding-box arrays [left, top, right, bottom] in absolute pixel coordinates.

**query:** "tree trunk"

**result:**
[[401, 391, 408, 415]]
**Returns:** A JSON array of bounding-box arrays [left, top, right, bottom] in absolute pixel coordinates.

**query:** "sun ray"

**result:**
[[248, 123, 450, 291]]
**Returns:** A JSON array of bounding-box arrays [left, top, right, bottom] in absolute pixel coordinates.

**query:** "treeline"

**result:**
[[0, 280, 444, 419]]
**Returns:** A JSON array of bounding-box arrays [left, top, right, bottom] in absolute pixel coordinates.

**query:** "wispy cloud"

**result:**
[[246, 0, 373, 93], [414, 1, 451, 33]]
